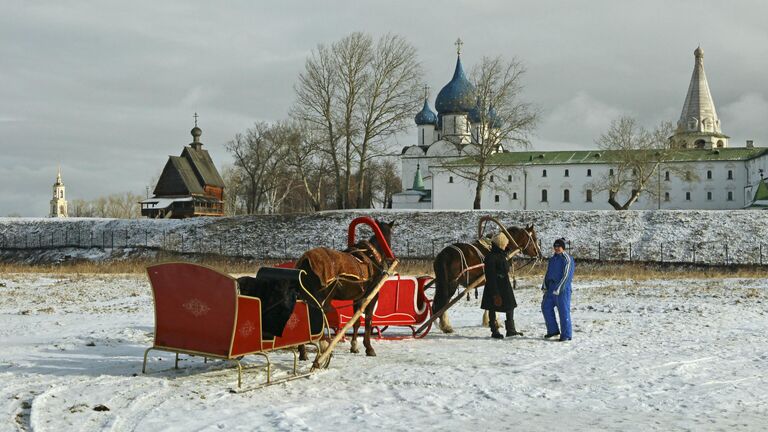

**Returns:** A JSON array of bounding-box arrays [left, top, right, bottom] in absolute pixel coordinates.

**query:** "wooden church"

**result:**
[[140, 118, 225, 218]]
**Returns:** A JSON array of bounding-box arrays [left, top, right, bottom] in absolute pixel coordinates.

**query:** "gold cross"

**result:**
[[193, 112, 199, 127]]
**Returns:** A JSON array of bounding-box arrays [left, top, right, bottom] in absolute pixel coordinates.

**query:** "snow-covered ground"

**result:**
[[1, 272, 766, 431]]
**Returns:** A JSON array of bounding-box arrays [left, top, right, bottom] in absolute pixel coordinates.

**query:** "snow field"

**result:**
[[0, 273, 766, 431]]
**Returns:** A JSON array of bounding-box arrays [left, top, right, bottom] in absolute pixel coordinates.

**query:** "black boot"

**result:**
[[490, 321, 504, 339], [505, 319, 523, 337]]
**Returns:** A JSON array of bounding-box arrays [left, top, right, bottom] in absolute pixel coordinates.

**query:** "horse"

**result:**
[[431, 224, 542, 334], [295, 219, 395, 359]]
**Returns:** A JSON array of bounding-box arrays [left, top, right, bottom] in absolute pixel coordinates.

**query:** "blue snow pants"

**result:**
[[541, 287, 572, 340]]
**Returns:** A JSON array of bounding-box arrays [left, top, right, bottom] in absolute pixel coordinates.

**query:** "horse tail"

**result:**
[[431, 248, 455, 315]]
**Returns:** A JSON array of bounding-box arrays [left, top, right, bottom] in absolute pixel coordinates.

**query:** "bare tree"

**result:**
[[445, 56, 539, 209], [69, 192, 142, 218], [590, 116, 691, 210], [225, 122, 290, 214], [292, 32, 422, 209], [353, 34, 422, 207], [284, 123, 330, 211]]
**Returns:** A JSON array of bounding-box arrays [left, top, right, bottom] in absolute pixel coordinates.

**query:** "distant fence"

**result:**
[[1, 227, 767, 266]]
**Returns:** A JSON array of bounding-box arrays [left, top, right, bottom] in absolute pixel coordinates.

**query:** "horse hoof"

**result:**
[[350, 347, 359, 354], [442, 327, 454, 334], [299, 354, 308, 361], [366, 350, 376, 357]]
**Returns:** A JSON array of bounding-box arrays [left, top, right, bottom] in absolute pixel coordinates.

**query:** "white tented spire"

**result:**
[[678, 46, 721, 134], [671, 47, 728, 149]]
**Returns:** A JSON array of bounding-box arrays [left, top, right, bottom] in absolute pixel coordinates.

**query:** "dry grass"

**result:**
[[1, 257, 766, 280]]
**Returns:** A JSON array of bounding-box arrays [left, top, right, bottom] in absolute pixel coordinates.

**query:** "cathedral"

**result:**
[[393, 45, 768, 211]]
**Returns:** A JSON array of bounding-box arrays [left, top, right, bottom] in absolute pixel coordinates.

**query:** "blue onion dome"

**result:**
[[414, 99, 438, 125], [435, 56, 476, 114], [488, 104, 503, 129], [468, 97, 481, 123]]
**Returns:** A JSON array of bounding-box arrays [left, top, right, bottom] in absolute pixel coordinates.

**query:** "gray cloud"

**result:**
[[2, 0, 767, 215]]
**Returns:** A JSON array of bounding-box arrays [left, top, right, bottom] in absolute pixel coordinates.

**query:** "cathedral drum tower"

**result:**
[[50, 167, 68, 218]]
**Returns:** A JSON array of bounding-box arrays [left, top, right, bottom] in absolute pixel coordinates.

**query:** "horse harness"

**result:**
[[322, 241, 385, 307]]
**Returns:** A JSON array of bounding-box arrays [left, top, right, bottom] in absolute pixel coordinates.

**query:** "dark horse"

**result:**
[[295, 219, 394, 358], [432, 224, 541, 333]]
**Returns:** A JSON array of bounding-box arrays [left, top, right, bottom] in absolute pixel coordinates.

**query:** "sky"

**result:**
[[2, 1, 768, 216]]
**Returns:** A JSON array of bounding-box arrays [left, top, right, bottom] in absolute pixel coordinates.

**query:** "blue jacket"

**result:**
[[542, 252, 575, 295]]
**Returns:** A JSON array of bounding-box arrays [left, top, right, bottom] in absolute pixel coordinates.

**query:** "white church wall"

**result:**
[[430, 158, 758, 211]]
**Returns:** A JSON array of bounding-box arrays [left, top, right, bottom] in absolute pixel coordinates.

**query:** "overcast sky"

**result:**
[[2, 1, 767, 216]]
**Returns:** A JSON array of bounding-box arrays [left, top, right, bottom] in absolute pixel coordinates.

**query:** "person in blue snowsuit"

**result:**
[[541, 238, 575, 341]]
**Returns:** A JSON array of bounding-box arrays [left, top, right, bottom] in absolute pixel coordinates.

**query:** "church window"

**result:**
[[664, 192, 670, 202], [512, 192, 518, 200], [695, 139, 706, 149], [494, 195, 500, 203], [449, 176, 454, 184], [727, 170, 733, 180], [541, 189, 548, 202], [727, 191, 733, 201], [717, 140, 724, 148], [707, 170, 712, 180], [609, 169, 614, 176], [490, 175, 494, 183], [542, 169, 547, 177], [586, 189, 592, 202], [564, 169, 569, 177], [587, 169, 591, 177], [563, 189, 570, 202], [507, 175, 512, 182], [665, 171, 670, 181], [688, 119, 697, 130], [707, 191, 712, 201], [685, 192, 691, 201]]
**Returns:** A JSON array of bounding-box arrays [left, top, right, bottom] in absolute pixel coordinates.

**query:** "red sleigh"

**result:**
[[326, 275, 433, 339], [142, 262, 324, 389]]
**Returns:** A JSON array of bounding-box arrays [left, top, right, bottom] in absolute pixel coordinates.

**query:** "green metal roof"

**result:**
[[442, 147, 768, 167], [754, 179, 768, 202]]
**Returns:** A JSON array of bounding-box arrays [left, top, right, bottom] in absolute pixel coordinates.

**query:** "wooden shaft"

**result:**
[[312, 259, 399, 370]]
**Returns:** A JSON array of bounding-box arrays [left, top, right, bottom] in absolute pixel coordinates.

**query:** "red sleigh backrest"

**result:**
[[147, 263, 237, 357]]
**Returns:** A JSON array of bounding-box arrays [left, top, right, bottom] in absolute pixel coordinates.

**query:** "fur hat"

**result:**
[[553, 238, 566, 249], [492, 232, 509, 250]]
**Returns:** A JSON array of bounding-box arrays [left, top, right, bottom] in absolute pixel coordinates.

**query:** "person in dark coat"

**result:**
[[481, 232, 523, 339], [541, 238, 575, 341]]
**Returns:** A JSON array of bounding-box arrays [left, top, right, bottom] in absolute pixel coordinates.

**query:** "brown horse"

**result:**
[[431, 224, 541, 333], [295, 220, 394, 358]]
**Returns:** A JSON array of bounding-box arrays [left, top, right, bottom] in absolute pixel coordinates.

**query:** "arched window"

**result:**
[[707, 170, 712, 180], [494, 195, 500, 203], [563, 189, 570, 202], [587, 169, 592, 177], [664, 192, 670, 202], [564, 169, 569, 177], [490, 175, 494, 183], [507, 175, 512, 182], [695, 139, 706, 149], [665, 171, 670, 181], [542, 169, 547, 178], [541, 189, 548, 202], [717, 140, 724, 148], [449, 176, 454, 184], [512, 192, 518, 200], [609, 168, 614, 176], [727, 170, 733, 180]]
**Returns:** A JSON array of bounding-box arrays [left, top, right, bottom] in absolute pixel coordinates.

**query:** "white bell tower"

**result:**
[[50, 166, 68, 218]]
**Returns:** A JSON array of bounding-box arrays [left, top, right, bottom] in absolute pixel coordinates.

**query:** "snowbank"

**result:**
[[2, 210, 768, 264]]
